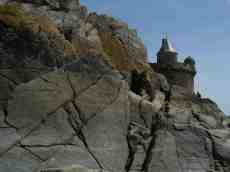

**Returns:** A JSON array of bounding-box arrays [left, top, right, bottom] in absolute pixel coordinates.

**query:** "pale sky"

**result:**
[[82, 0, 230, 115]]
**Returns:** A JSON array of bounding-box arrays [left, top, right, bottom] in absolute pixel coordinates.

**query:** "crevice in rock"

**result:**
[[141, 84, 172, 172], [125, 129, 136, 172], [63, 28, 73, 42], [19, 143, 46, 162], [205, 130, 229, 172], [71, 100, 87, 124], [138, 98, 148, 128], [66, 71, 121, 124], [3, 108, 18, 130], [173, 131, 184, 172], [0, 100, 70, 158], [19, 133, 78, 149], [39, 76, 60, 87], [20, 142, 78, 148], [65, 107, 104, 171], [130, 70, 145, 97], [0, 121, 43, 158], [0, 72, 19, 86], [192, 111, 210, 130], [125, 84, 172, 172], [125, 123, 151, 172], [141, 130, 157, 172], [66, 72, 105, 99]]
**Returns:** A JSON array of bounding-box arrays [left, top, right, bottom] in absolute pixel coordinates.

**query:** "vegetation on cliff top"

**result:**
[[0, 4, 32, 28]]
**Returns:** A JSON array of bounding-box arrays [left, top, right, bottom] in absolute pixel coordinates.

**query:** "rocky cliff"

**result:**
[[0, 1, 229, 172]]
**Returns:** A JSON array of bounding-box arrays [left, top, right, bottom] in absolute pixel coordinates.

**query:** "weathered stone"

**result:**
[[0, 147, 41, 172], [0, 128, 20, 152], [0, 110, 6, 127], [27, 145, 100, 171], [78, 80, 129, 172], [223, 116, 230, 128], [20, 108, 75, 146], [194, 113, 218, 129], [192, 98, 225, 126], [169, 100, 192, 124], [129, 92, 159, 129], [210, 129, 230, 163], [147, 131, 180, 172], [41, 164, 107, 172], [7, 71, 73, 129], [0, 55, 130, 172]]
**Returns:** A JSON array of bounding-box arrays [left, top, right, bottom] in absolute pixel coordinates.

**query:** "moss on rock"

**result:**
[[0, 4, 32, 28], [99, 32, 132, 72], [99, 31, 152, 74]]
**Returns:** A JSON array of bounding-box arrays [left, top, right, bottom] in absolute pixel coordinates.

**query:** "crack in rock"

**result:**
[[138, 98, 148, 129], [65, 107, 104, 171], [0, 99, 71, 158], [0, 72, 19, 85], [19, 143, 47, 162], [3, 108, 18, 130]]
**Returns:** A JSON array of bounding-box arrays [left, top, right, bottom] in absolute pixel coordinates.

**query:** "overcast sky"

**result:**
[[82, 0, 230, 115]]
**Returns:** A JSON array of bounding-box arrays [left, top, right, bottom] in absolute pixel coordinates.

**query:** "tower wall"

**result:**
[[151, 63, 196, 96], [157, 52, 178, 65], [158, 68, 195, 95], [153, 38, 196, 97]]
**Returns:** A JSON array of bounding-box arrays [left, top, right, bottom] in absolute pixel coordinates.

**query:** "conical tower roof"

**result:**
[[158, 37, 177, 53]]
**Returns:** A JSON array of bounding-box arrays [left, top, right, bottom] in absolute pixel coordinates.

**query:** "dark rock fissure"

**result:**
[[0, 72, 19, 85], [63, 28, 73, 42], [20, 142, 77, 148], [0, 120, 44, 158], [141, 128, 157, 172], [66, 72, 105, 99], [19, 144, 46, 162], [39, 76, 60, 87], [125, 130, 136, 172], [65, 107, 104, 171], [3, 108, 18, 130], [205, 130, 229, 172], [174, 136, 183, 172], [71, 100, 87, 125], [138, 99, 148, 128], [64, 73, 123, 171], [132, 85, 173, 172], [0, 99, 72, 158], [130, 70, 144, 97]]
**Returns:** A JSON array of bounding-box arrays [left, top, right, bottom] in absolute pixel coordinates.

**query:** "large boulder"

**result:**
[[0, 56, 130, 172]]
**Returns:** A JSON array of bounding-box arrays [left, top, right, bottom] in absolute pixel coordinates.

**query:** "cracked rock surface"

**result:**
[[0, 1, 229, 172], [0, 56, 129, 172]]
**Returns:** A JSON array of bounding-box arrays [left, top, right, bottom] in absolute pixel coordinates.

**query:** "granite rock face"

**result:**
[[0, 1, 229, 172], [0, 56, 129, 172]]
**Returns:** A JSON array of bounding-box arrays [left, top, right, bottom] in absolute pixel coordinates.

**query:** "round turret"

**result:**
[[153, 38, 197, 97], [184, 56, 195, 66]]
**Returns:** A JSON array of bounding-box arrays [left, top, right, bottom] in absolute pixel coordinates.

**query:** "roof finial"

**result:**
[[162, 32, 168, 39], [165, 32, 168, 39]]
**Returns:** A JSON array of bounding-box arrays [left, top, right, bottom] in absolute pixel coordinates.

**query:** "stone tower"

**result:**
[[157, 37, 178, 65], [151, 37, 197, 97]]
